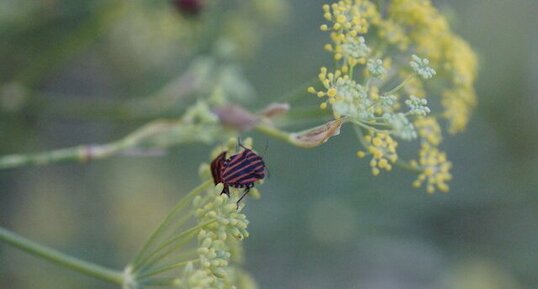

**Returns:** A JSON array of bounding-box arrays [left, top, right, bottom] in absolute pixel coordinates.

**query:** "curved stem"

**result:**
[[254, 123, 295, 145], [0, 227, 123, 285], [139, 259, 198, 278], [134, 219, 217, 272], [383, 75, 414, 96], [0, 120, 181, 170], [142, 277, 180, 287]]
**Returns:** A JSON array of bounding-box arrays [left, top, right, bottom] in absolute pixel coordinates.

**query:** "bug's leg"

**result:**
[[221, 184, 230, 197], [265, 166, 271, 179], [236, 187, 250, 209]]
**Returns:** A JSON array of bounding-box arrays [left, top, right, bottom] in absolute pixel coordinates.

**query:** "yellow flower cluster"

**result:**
[[311, 0, 477, 193], [414, 117, 442, 146], [357, 132, 398, 176], [384, 0, 478, 133], [321, 0, 379, 70], [411, 143, 452, 193]]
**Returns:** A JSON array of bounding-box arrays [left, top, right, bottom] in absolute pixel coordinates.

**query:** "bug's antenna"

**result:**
[[263, 139, 271, 179], [236, 136, 241, 151], [263, 139, 269, 155], [237, 136, 249, 150]]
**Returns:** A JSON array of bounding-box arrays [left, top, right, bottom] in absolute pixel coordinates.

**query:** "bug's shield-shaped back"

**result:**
[[222, 149, 265, 186]]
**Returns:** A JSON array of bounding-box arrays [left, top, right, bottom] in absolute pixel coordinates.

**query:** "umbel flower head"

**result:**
[[309, 0, 478, 193], [124, 138, 260, 289]]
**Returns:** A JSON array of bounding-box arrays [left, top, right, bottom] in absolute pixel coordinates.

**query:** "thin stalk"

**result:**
[[142, 277, 181, 287], [133, 219, 217, 272], [353, 125, 370, 149], [137, 233, 195, 274], [278, 106, 332, 123], [383, 75, 414, 96], [0, 141, 128, 170], [131, 180, 213, 268], [254, 123, 295, 145], [0, 227, 123, 285], [139, 259, 198, 278], [352, 119, 387, 133], [0, 120, 181, 170], [395, 159, 422, 173]]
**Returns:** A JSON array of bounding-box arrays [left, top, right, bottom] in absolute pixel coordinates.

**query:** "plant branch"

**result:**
[[254, 123, 296, 145], [0, 227, 124, 285], [383, 75, 414, 96], [0, 120, 223, 170]]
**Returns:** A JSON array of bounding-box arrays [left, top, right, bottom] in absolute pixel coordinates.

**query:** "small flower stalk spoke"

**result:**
[[309, 0, 478, 193]]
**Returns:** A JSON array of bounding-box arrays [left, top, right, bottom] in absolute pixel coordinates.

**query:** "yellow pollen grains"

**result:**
[[327, 88, 337, 97], [363, 132, 398, 175]]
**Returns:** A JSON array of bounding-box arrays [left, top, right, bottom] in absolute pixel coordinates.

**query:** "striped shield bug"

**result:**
[[210, 140, 266, 206]]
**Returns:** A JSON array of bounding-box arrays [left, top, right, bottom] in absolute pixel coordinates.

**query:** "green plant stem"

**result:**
[[254, 123, 295, 145], [395, 159, 422, 173], [0, 120, 298, 170], [142, 277, 180, 286], [0, 120, 202, 170], [0, 120, 219, 170], [383, 75, 414, 96], [0, 115, 331, 171], [277, 106, 332, 124], [139, 259, 198, 278], [134, 219, 217, 272], [0, 227, 123, 284]]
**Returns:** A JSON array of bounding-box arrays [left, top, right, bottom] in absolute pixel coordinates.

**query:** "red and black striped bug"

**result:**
[[210, 141, 266, 206]]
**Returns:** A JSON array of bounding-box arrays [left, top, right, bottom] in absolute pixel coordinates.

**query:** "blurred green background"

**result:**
[[1, 0, 538, 288]]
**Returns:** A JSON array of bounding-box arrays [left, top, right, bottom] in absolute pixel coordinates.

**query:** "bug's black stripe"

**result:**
[[223, 164, 260, 182], [231, 172, 265, 185], [227, 150, 257, 168], [225, 163, 265, 183], [223, 155, 263, 176], [227, 155, 259, 171], [224, 159, 264, 181], [227, 151, 245, 164]]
